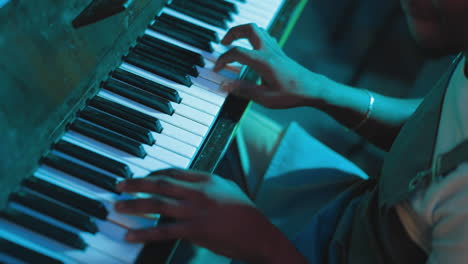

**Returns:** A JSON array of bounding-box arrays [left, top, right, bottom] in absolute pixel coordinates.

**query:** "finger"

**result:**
[[116, 177, 199, 200], [115, 197, 191, 219], [150, 168, 210, 182], [220, 79, 268, 99], [213, 47, 263, 73], [221, 23, 264, 49], [125, 224, 190, 243], [222, 81, 288, 109]]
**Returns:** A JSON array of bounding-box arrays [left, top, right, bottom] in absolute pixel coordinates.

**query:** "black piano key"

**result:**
[[193, 0, 238, 14], [80, 106, 155, 145], [112, 68, 181, 103], [159, 13, 219, 43], [0, 237, 63, 264], [70, 118, 147, 158], [9, 191, 98, 234], [54, 140, 133, 179], [139, 35, 205, 67], [125, 52, 192, 86], [133, 43, 199, 77], [149, 21, 213, 52], [22, 177, 108, 220], [0, 208, 87, 250], [103, 78, 174, 115], [182, 0, 235, 22], [42, 152, 120, 194], [89, 96, 163, 133], [132, 43, 198, 77], [169, 0, 229, 29]]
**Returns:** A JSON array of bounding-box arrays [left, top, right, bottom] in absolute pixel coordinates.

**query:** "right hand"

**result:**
[[115, 169, 307, 264], [214, 23, 328, 109]]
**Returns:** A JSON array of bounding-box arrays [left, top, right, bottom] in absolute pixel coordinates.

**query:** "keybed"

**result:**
[[0, 0, 286, 263]]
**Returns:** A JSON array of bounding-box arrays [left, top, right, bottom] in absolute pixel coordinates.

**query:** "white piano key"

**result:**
[[227, 0, 284, 28], [61, 137, 150, 178], [228, 15, 267, 29], [153, 133, 197, 158], [203, 60, 240, 79], [172, 102, 215, 127], [159, 8, 253, 52], [178, 90, 220, 116], [160, 7, 261, 49], [63, 131, 171, 173], [142, 144, 191, 168], [99, 90, 209, 137], [234, 10, 271, 26], [145, 28, 219, 61], [0, 219, 125, 264], [9, 202, 142, 264], [36, 165, 122, 203], [231, 0, 282, 11], [121, 62, 227, 106], [196, 66, 233, 85], [0, 231, 74, 264], [21, 187, 130, 247], [160, 121, 203, 147], [94, 218, 129, 244], [34, 168, 156, 230], [160, 8, 224, 38], [191, 76, 228, 96], [203, 59, 241, 77], [234, 6, 272, 24], [57, 140, 150, 178], [52, 150, 121, 180]]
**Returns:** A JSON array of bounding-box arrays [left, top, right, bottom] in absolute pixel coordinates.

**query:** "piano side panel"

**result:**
[[0, 0, 166, 209]]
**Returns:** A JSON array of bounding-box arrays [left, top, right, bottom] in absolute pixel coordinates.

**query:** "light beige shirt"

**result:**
[[397, 56, 468, 263]]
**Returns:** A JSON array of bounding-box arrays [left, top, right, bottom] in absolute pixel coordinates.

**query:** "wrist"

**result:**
[[301, 74, 336, 109]]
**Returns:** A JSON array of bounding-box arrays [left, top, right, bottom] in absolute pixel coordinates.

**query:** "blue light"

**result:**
[[0, 0, 9, 8]]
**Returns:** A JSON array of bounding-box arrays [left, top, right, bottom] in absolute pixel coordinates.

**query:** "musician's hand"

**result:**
[[214, 23, 328, 109], [114, 169, 297, 264]]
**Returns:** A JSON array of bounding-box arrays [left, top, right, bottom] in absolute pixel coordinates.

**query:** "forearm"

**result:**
[[253, 221, 308, 264], [304, 76, 422, 150]]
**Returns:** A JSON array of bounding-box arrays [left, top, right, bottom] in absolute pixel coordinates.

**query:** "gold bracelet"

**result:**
[[351, 89, 375, 131]]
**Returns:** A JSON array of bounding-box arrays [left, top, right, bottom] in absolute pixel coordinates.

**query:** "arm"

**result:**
[[314, 83, 422, 150], [214, 23, 422, 150], [115, 169, 308, 264]]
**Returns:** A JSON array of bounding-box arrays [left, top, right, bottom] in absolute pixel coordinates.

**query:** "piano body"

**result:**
[[0, 0, 306, 263]]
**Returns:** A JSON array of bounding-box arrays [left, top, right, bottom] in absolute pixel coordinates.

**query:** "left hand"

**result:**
[[114, 169, 283, 263]]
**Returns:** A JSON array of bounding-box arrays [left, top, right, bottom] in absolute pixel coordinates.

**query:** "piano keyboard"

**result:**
[[0, 0, 285, 263]]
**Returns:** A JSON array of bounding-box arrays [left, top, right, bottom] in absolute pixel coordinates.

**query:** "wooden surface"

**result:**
[[0, 0, 165, 209]]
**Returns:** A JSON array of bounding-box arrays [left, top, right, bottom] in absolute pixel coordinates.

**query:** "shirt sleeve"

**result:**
[[409, 162, 468, 263]]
